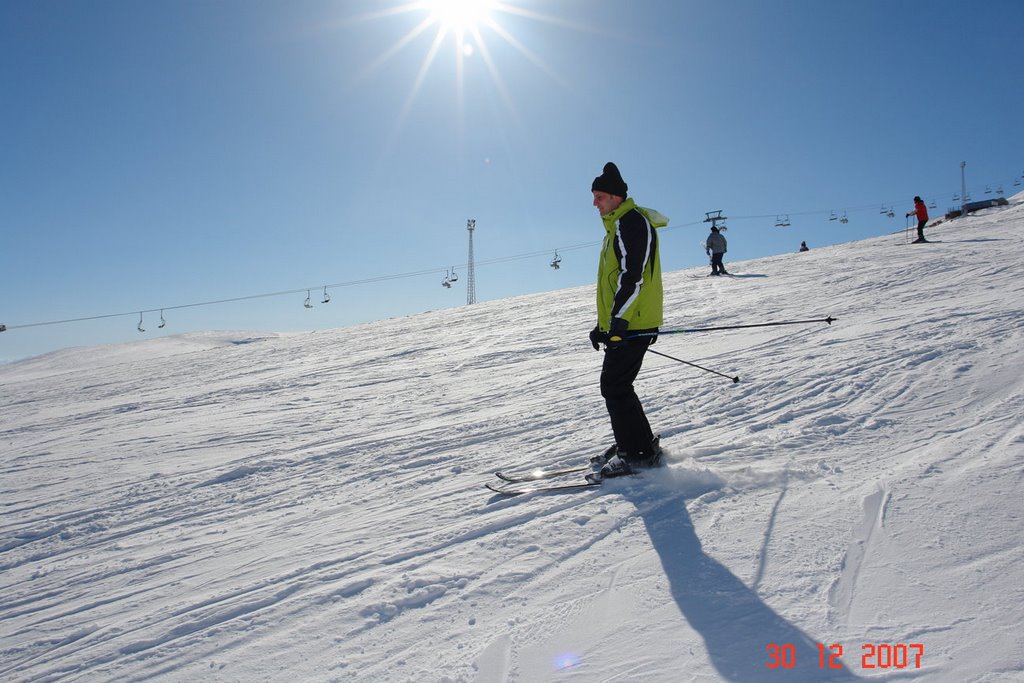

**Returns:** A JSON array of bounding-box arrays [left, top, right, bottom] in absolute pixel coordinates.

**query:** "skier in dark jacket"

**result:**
[[906, 196, 929, 243]]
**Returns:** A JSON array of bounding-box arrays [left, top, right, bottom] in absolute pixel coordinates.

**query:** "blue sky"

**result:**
[[2, 0, 1022, 362]]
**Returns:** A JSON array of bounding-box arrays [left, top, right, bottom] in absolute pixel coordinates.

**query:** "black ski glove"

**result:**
[[606, 317, 629, 349], [589, 325, 605, 351]]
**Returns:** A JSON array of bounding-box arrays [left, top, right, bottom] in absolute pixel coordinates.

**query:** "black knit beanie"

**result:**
[[591, 162, 627, 198]]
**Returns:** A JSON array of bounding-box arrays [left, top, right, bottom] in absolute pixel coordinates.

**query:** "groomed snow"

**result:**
[[2, 198, 1023, 682]]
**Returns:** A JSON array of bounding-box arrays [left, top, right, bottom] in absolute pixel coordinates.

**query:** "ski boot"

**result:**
[[590, 443, 623, 466], [587, 437, 663, 482]]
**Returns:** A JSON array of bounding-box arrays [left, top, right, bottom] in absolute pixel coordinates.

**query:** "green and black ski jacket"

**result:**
[[596, 198, 669, 333]]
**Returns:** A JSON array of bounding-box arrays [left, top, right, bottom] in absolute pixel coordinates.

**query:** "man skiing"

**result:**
[[907, 196, 929, 243], [706, 226, 729, 275], [588, 162, 667, 479]]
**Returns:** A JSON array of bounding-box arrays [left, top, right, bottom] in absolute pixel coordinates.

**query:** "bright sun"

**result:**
[[424, 0, 495, 33], [350, 0, 575, 158]]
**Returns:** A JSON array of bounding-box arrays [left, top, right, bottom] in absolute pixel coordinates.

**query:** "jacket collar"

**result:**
[[602, 197, 636, 226]]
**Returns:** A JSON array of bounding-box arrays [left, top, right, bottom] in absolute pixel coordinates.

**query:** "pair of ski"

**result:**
[[486, 462, 602, 497], [487, 440, 664, 496]]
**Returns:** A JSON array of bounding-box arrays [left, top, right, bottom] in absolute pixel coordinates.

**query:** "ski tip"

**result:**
[[495, 470, 539, 483], [486, 480, 603, 496], [485, 482, 524, 496], [494, 470, 539, 483]]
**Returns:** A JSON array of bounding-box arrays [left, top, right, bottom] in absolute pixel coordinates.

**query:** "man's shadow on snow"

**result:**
[[621, 478, 863, 682]]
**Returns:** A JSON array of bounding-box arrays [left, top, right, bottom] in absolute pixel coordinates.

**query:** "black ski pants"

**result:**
[[916, 219, 927, 241], [600, 339, 655, 456], [710, 252, 726, 275]]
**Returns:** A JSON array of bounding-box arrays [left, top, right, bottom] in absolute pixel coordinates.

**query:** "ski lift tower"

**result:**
[[704, 210, 727, 232], [466, 219, 477, 305], [960, 161, 967, 217]]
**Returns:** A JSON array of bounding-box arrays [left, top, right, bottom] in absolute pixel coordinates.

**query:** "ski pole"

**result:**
[[627, 315, 835, 339], [646, 347, 740, 383]]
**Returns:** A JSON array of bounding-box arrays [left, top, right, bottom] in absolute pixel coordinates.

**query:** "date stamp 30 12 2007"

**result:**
[[766, 643, 925, 671]]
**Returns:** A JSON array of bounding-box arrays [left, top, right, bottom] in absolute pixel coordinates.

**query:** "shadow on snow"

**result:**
[[630, 488, 865, 682]]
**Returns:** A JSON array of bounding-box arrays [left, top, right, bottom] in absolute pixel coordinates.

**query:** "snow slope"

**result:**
[[2, 200, 1023, 682]]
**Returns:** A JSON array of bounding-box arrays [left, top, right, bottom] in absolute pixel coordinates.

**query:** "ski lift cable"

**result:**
[[5, 181, 1014, 333], [8, 223, 692, 331], [0, 209, 843, 331], [4, 245, 603, 330]]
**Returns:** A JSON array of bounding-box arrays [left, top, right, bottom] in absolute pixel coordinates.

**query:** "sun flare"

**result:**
[[348, 0, 583, 161]]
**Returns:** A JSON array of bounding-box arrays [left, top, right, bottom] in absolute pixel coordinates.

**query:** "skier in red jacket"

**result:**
[[906, 196, 929, 243]]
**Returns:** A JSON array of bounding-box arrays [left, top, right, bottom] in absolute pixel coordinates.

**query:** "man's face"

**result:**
[[593, 191, 622, 216]]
